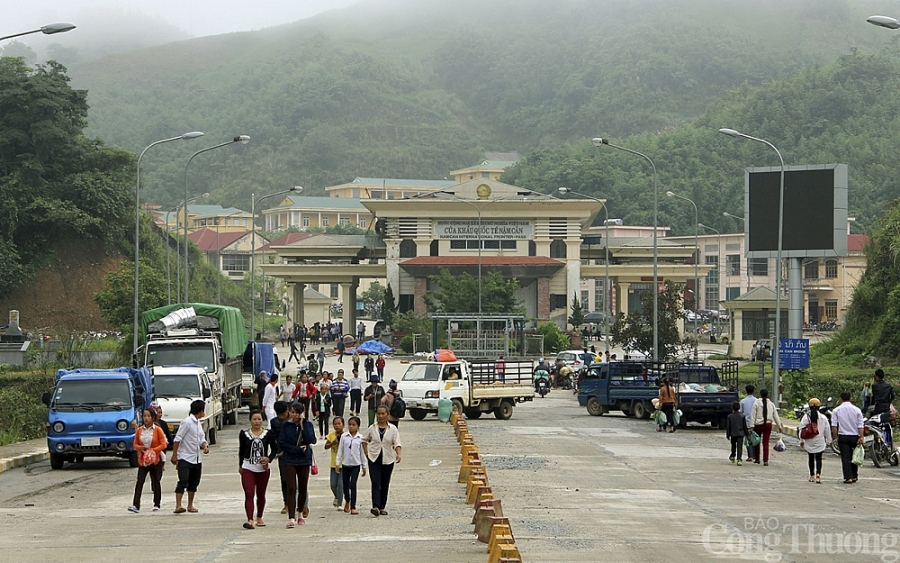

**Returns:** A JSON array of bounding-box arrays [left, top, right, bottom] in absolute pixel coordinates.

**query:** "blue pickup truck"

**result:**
[[42, 367, 155, 470], [577, 360, 739, 428]]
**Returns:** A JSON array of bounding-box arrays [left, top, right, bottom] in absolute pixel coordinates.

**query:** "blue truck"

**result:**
[[577, 360, 739, 428], [42, 367, 154, 470]]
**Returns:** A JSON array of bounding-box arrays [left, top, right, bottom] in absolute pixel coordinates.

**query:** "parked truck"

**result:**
[[398, 359, 534, 420], [578, 361, 678, 419], [139, 304, 245, 426], [673, 361, 740, 429], [152, 365, 223, 445], [42, 367, 154, 469], [241, 341, 280, 407]]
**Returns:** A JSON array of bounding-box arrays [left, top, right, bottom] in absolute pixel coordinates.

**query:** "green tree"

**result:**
[[360, 281, 386, 318], [93, 259, 168, 334], [610, 280, 686, 360], [537, 322, 570, 354], [383, 283, 397, 327], [424, 268, 524, 314], [568, 294, 585, 329]]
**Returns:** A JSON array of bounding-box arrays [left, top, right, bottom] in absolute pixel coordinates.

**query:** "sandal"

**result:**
[[256, 520, 266, 527], [243, 522, 254, 530], [379, 510, 388, 516], [371, 508, 380, 517], [808, 476, 815, 482], [350, 509, 358, 515], [173, 507, 186, 514], [815, 475, 821, 484]]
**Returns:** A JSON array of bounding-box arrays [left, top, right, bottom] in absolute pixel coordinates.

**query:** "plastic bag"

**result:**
[[773, 438, 786, 452], [673, 409, 682, 426], [852, 444, 865, 466], [652, 410, 667, 425], [745, 430, 761, 447]]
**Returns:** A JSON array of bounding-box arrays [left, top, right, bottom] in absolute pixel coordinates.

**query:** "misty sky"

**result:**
[[4, 0, 359, 38]]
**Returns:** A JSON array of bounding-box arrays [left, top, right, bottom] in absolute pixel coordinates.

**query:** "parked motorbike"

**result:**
[[864, 413, 899, 468], [556, 369, 573, 391]]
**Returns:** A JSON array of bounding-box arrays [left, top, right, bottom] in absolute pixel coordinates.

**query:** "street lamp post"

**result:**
[[1, 23, 76, 42], [558, 188, 611, 355], [719, 128, 786, 408], [132, 131, 204, 354], [251, 187, 303, 341], [183, 135, 250, 303], [867, 15, 900, 29], [592, 138, 660, 361], [667, 191, 699, 359], [699, 223, 722, 342]]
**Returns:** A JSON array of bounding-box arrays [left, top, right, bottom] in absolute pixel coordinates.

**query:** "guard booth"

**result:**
[[428, 313, 525, 360]]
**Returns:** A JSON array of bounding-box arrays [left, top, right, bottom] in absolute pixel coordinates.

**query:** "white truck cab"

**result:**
[[152, 365, 223, 445]]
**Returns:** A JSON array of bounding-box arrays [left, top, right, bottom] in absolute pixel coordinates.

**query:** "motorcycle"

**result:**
[[556, 369, 573, 391], [864, 413, 899, 468], [535, 371, 551, 398]]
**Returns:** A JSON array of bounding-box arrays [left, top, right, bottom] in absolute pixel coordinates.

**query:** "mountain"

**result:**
[[65, 0, 898, 211]]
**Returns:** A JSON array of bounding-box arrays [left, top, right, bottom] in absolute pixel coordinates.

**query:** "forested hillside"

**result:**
[[65, 0, 897, 211], [504, 45, 900, 236]]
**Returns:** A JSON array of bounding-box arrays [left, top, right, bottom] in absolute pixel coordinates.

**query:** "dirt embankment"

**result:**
[[0, 239, 123, 333]]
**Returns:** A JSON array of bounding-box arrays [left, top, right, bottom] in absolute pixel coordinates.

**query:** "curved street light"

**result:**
[[722, 211, 745, 223], [592, 137, 659, 361], [558, 187, 611, 355], [667, 190, 699, 359], [132, 131, 204, 354], [718, 127, 785, 409], [867, 15, 900, 29], [1, 23, 76, 42], [250, 186, 303, 341], [182, 135, 250, 303]]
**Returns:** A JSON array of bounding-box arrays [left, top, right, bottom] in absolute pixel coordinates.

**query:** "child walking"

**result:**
[[336, 416, 366, 515], [725, 401, 748, 466], [324, 416, 345, 510]]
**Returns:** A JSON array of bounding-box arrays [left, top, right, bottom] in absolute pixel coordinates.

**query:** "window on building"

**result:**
[[581, 290, 589, 308], [358, 218, 367, 229], [339, 217, 350, 226], [310, 283, 319, 292], [483, 240, 500, 249], [331, 284, 339, 299], [482, 172, 490, 178], [450, 240, 465, 250], [399, 239, 417, 258], [550, 240, 567, 259], [749, 258, 768, 277], [399, 294, 415, 313], [725, 243, 741, 251], [804, 260, 819, 280], [726, 255, 740, 276], [302, 215, 309, 228], [824, 301, 838, 320], [529, 241, 537, 257], [705, 255, 719, 285], [322, 216, 329, 227], [825, 259, 838, 278], [501, 240, 516, 250], [371, 190, 384, 199], [742, 310, 788, 340], [704, 244, 719, 253], [550, 294, 567, 310], [222, 254, 250, 271], [726, 287, 741, 300], [430, 240, 438, 256], [594, 280, 607, 313]]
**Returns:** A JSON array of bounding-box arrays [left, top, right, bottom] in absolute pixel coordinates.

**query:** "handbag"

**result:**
[[852, 444, 865, 466], [745, 430, 761, 447], [310, 447, 319, 475], [800, 416, 818, 440], [139, 449, 159, 467]]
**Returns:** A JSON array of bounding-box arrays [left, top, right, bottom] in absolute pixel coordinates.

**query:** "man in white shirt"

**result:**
[[831, 391, 865, 483], [171, 400, 209, 514], [739, 385, 756, 462], [348, 369, 365, 416], [357, 321, 365, 342], [262, 373, 279, 427], [280, 374, 296, 403]]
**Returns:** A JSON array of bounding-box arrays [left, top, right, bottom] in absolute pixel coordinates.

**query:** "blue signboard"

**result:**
[[776, 338, 809, 370]]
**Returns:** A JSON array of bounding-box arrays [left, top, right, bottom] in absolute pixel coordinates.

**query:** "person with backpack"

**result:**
[[382, 380, 404, 428], [799, 398, 833, 484]]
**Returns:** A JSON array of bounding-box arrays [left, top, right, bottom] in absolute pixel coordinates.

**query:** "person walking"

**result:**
[[495, 355, 506, 383], [331, 370, 350, 418], [292, 372, 315, 418], [288, 337, 301, 364], [307, 355, 319, 379], [860, 381, 872, 415], [799, 398, 833, 484], [750, 389, 784, 466], [314, 382, 332, 438], [255, 370, 270, 409], [239, 409, 277, 529], [739, 385, 757, 462], [317, 347, 327, 375], [337, 337, 346, 363], [128, 407, 168, 513], [357, 320, 365, 342], [352, 351, 361, 374], [382, 380, 402, 428], [171, 400, 209, 514], [262, 373, 279, 427], [268, 401, 290, 515], [657, 378, 677, 433], [724, 401, 747, 466], [871, 369, 895, 418], [277, 402, 317, 528], [336, 416, 366, 514], [831, 391, 865, 484], [364, 355, 375, 381], [349, 369, 364, 417], [362, 406, 402, 517], [280, 375, 296, 403], [364, 378, 386, 427], [375, 354, 386, 382], [324, 416, 345, 510]]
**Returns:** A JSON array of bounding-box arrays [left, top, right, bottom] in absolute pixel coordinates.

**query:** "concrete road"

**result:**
[[2, 357, 899, 562]]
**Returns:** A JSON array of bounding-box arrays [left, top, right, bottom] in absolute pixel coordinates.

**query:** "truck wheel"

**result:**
[[49, 453, 65, 470], [493, 400, 514, 420], [633, 401, 650, 420], [451, 399, 465, 415], [226, 409, 237, 426], [464, 408, 482, 419], [216, 415, 223, 431], [678, 415, 688, 429], [128, 451, 140, 468], [409, 408, 428, 421], [586, 397, 603, 416], [716, 416, 727, 430], [208, 425, 217, 445]]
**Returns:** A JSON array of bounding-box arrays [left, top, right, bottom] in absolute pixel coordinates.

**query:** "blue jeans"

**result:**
[[330, 467, 343, 505]]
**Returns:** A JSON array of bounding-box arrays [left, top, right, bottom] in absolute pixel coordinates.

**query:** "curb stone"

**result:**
[[0, 451, 49, 474]]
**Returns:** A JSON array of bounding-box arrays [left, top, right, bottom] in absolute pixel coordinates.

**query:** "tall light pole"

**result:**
[[132, 131, 204, 354], [1, 23, 76, 42], [558, 187, 611, 355], [699, 223, 722, 341], [251, 187, 303, 341], [667, 191, 699, 359], [719, 128, 785, 408], [183, 135, 250, 303], [867, 15, 900, 29], [593, 138, 659, 360], [722, 211, 744, 223]]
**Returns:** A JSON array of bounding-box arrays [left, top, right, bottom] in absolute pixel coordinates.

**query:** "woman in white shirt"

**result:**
[[750, 388, 784, 466], [798, 398, 833, 484], [362, 406, 402, 517], [336, 416, 367, 514]]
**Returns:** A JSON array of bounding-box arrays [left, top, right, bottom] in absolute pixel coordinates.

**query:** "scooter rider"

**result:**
[[534, 359, 551, 394]]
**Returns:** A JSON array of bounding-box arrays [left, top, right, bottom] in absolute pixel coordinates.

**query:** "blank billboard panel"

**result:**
[[744, 164, 848, 258]]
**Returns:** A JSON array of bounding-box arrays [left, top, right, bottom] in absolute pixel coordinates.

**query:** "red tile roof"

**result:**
[[188, 228, 250, 252], [400, 256, 562, 266], [848, 234, 868, 253], [259, 232, 312, 251]]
